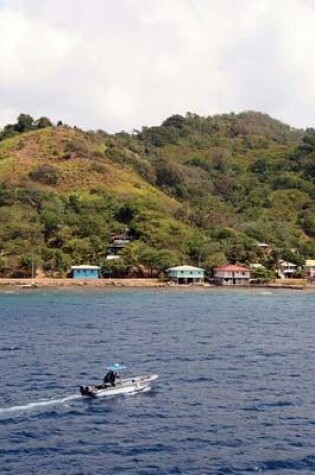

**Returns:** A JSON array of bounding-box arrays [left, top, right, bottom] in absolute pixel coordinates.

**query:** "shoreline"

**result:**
[[0, 277, 314, 292], [0, 277, 163, 288]]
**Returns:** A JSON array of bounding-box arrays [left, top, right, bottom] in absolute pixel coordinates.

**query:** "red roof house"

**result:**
[[213, 264, 251, 285]]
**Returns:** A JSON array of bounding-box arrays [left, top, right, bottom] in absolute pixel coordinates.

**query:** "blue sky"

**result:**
[[0, 0, 315, 132]]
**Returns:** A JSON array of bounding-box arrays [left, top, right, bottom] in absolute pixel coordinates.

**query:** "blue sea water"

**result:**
[[0, 288, 314, 475]]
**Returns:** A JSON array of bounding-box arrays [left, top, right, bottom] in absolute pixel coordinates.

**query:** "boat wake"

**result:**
[[0, 394, 81, 415], [0, 386, 153, 415]]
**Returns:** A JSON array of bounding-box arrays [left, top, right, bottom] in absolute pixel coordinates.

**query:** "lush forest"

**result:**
[[0, 111, 314, 278]]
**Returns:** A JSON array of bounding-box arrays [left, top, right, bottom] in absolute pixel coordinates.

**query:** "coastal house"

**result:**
[[106, 230, 131, 260], [166, 265, 205, 284], [276, 260, 297, 279], [213, 264, 251, 285], [71, 265, 100, 279], [257, 242, 272, 257], [250, 263, 265, 270], [303, 259, 315, 279]]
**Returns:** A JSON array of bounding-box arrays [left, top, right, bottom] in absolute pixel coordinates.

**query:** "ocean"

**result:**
[[0, 288, 314, 474]]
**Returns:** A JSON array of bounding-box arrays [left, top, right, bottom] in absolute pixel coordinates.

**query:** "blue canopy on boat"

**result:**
[[106, 363, 126, 371]]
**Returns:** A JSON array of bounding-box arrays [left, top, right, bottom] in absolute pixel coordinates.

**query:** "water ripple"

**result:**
[[0, 289, 314, 474]]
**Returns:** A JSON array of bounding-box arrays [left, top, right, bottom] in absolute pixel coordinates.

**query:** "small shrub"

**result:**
[[29, 164, 60, 185]]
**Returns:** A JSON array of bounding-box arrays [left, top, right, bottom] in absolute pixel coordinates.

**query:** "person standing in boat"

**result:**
[[103, 364, 124, 387], [103, 370, 119, 387]]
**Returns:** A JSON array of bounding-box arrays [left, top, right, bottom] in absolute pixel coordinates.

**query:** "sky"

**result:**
[[0, 0, 315, 133]]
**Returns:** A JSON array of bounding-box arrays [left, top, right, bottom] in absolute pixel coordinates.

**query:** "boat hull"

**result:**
[[79, 374, 159, 398]]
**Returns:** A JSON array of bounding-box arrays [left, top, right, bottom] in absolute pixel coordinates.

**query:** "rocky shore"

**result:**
[[0, 277, 165, 288], [0, 277, 314, 291]]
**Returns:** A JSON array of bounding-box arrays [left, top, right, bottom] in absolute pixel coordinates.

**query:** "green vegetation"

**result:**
[[0, 113, 53, 141], [0, 111, 314, 277]]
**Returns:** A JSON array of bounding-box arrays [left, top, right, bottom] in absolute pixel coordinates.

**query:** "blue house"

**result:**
[[166, 265, 205, 284], [71, 265, 100, 279]]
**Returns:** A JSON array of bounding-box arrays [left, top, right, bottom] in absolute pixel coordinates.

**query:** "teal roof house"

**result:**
[[166, 265, 205, 284], [71, 265, 100, 279]]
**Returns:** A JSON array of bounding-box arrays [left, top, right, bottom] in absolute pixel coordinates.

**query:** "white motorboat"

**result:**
[[79, 364, 159, 397]]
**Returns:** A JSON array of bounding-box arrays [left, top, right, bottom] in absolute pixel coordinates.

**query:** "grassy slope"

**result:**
[[0, 127, 176, 206], [0, 111, 314, 276]]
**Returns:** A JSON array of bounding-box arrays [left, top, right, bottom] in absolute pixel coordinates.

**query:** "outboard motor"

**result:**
[[80, 385, 93, 396]]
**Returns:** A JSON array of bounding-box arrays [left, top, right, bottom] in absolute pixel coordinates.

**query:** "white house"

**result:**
[[304, 260, 315, 279], [277, 260, 297, 279]]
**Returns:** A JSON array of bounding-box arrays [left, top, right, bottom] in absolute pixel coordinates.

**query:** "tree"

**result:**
[[299, 128, 315, 154], [211, 147, 229, 172], [15, 114, 34, 133], [251, 266, 274, 281], [0, 123, 15, 140], [139, 125, 179, 147], [101, 257, 127, 278], [41, 210, 60, 239], [186, 232, 210, 266], [42, 248, 71, 275], [135, 243, 160, 276], [204, 252, 227, 272], [250, 157, 269, 177], [62, 238, 92, 263], [155, 158, 183, 187], [162, 114, 186, 129], [35, 117, 52, 129], [300, 209, 315, 237], [0, 256, 9, 276], [115, 202, 139, 223], [29, 164, 60, 185], [154, 249, 180, 271], [17, 253, 40, 278], [119, 242, 142, 275]]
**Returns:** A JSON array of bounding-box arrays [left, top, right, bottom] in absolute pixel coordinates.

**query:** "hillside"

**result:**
[[0, 111, 314, 278]]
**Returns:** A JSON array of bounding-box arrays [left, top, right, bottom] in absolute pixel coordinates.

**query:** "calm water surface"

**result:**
[[0, 288, 314, 474]]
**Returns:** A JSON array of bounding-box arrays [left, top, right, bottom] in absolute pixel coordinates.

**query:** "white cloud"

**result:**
[[0, 0, 315, 131], [0, 9, 78, 81]]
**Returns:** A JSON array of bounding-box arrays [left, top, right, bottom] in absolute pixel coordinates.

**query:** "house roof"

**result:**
[[305, 259, 315, 267], [106, 255, 120, 260], [278, 260, 296, 267], [167, 265, 204, 272], [214, 264, 249, 272], [257, 242, 270, 248], [71, 265, 100, 270]]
